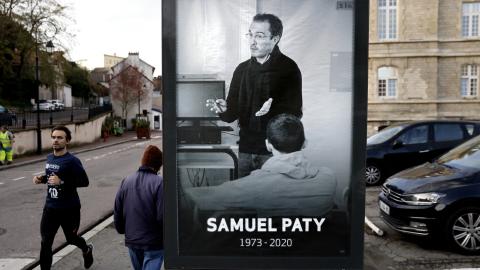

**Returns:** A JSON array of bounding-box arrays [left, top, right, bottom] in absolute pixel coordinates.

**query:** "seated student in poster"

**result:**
[[185, 114, 337, 217]]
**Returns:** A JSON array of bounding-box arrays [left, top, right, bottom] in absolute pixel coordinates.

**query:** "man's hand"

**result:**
[[206, 99, 227, 114], [33, 175, 44, 184], [48, 173, 62, 185], [255, 98, 273, 117]]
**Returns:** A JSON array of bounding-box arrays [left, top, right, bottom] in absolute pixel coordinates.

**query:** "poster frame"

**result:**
[[162, 0, 369, 268]]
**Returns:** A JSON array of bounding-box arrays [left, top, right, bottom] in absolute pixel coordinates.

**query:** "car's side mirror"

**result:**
[[392, 140, 404, 149]]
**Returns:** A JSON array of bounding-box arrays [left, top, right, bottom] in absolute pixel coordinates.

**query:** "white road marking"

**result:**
[[32, 171, 43, 176], [152, 135, 161, 139], [81, 141, 149, 162], [11, 177, 25, 181], [0, 182, 4, 185]]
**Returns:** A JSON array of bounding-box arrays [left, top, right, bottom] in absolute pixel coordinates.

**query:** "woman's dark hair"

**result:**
[[266, 114, 305, 153], [141, 145, 163, 172]]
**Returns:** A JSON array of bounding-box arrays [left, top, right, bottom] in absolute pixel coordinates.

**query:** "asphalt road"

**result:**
[[0, 137, 162, 260]]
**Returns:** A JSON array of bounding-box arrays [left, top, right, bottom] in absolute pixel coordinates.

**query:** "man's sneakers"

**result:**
[[83, 243, 94, 269]]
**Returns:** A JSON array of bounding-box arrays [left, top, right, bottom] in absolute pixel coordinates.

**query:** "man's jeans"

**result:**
[[238, 152, 272, 177], [128, 248, 163, 270]]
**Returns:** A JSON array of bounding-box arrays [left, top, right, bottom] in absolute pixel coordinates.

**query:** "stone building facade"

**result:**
[[368, 0, 480, 135]]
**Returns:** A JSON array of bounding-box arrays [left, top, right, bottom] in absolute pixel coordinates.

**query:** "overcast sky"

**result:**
[[64, 0, 163, 75]]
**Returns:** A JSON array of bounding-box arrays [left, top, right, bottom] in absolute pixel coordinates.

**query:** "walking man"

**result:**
[[0, 125, 14, 165], [33, 126, 93, 269], [114, 145, 164, 270]]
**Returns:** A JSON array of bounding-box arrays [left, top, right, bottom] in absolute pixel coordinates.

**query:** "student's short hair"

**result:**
[[253, 13, 283, 39], [266, 114, 305, 153], [51, 125, 72, 142]]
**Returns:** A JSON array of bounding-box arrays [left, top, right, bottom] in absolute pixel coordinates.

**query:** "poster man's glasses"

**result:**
[[245, 33, 271, 41]]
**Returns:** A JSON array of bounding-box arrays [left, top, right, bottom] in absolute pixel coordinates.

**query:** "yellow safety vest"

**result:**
[[0, 131, 12, 149]]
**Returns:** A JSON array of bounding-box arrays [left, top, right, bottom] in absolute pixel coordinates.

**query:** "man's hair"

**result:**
[[51, 126, 72, 142], [266, 114, 305, 153], [253, 13, 283, 39]]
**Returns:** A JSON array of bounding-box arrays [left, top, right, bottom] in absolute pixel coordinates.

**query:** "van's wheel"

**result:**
[[444, 207, 480, 255], [365, 163, 382, 186]]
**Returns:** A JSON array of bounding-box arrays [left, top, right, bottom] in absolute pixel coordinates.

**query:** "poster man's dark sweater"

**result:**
[[220, 45, 302, 154]]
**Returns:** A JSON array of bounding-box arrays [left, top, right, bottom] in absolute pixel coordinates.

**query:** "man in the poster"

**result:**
[[185, 114, 336, 218], [206, 13, 302, 177]]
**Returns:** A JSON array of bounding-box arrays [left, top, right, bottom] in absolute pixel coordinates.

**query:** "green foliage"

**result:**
[[0, 0, 74, 105], [64, 62, 91, 98], [133, 118, 150, 128], [0, 15, 35, 104], [102, 116, 123, 136], [0, 14, 61, 105]]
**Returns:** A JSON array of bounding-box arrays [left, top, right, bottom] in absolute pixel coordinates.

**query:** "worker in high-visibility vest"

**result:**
[[0, 125, 14, 165]]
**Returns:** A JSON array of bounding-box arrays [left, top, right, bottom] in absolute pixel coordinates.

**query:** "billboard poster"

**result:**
[[163, 0, 368, 268]]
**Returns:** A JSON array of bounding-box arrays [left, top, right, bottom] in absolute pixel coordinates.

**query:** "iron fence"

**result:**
[[0, 104, 112, 130]]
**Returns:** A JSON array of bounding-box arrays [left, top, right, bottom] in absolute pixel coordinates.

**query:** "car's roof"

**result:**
[[388, 120, 480, 127]]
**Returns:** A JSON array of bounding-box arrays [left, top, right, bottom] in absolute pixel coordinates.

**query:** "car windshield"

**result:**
[[367, 125, 405, 145], [436, 135, 480, 169], [0, 105, 5, 113]]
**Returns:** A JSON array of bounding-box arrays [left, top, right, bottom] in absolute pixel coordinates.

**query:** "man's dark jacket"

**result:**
[[114, 166, 164, 250], [220, 45, 302, 154]]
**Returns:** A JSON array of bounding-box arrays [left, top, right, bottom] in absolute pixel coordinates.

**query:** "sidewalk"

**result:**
[[47, 217, 134, 270], [46, 216, 167, 270]]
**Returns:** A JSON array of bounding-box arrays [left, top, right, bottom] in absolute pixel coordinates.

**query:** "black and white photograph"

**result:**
[[163, 0, 368, 268]]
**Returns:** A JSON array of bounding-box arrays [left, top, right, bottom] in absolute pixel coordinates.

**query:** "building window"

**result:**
[[378, 66, 398, 97], [378, 0, 397, 40], [461, 65, 478, 97], [462, 2, 480, 37]]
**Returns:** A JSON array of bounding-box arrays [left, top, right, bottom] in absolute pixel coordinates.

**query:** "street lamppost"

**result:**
[[35, 39, 54, 154]]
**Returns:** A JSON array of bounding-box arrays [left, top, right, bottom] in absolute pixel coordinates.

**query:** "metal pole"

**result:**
[[138, 90, 140, 117], [35, 34, 42, 155]]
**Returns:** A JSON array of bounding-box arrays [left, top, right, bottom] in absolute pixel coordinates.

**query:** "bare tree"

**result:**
[[110, 66, 148, 122], [0, 0, 74, 47], [0, 0, 74, 99]]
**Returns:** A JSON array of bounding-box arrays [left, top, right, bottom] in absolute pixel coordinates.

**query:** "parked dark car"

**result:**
[[366, 120, 480, 185], [379, 135, 480, 254], [0, 105, 16, 126]]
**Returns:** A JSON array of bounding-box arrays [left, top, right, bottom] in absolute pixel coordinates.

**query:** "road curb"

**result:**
[[0, 138, 140, 172]]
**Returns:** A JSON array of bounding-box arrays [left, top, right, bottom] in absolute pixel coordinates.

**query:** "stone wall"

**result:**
[[12, 114, 109, 157], [368, 0, 480, 136]]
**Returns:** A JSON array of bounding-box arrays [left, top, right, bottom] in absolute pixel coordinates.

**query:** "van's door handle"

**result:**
[[419, 150, 430, 153]]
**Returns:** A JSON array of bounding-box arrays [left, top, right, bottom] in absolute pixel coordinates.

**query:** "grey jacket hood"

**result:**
[[258, 151, 319, 179]]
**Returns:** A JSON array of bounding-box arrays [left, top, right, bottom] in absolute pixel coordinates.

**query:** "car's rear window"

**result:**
[[434, 124, 463, 142]]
